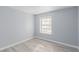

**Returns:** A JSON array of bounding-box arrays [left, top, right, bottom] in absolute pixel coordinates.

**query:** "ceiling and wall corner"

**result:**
[[9, 6, 72, 14]]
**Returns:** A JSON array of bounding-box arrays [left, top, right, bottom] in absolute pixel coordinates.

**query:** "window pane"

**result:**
[[40, 16, 52, 34]]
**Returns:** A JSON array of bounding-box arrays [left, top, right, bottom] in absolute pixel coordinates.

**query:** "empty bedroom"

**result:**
[[0, 6, 79, 52]]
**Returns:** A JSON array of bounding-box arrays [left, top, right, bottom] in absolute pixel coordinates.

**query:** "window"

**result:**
[[40, 16, 52, 34]]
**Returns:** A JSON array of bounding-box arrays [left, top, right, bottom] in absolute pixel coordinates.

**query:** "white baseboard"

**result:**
[[35, 36, 79, 50], [0, 36, 34, 51]]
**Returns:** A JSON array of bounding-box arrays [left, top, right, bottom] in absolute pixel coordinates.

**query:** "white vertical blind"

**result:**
[[40, 16, 52, 34]]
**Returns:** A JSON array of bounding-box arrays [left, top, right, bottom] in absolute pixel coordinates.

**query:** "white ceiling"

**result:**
[[9, 6, 72, 14]]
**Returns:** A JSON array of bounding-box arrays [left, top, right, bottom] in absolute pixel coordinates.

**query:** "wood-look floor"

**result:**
[[0, 38, 78, 52]]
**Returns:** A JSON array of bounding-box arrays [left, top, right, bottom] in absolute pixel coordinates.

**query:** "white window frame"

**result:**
[[40, 16, 52, 35]]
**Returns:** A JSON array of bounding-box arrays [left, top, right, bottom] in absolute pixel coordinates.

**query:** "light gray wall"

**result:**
[[78, 7, 79, 46], [34, 7, 78, 46], [0, 7, 34, 48]]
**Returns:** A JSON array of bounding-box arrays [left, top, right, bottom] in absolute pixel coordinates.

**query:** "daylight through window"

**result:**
[[40, 16, 52, 34]]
